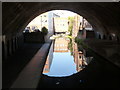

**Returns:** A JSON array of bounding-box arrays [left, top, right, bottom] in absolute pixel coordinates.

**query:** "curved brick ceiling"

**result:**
[[2, 2, 120, 36]]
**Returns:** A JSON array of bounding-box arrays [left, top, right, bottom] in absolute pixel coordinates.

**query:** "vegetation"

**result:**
[[68, 39, 73, 56], [68, 17, 74, 36], [75, 37, 88, 49], [41, 26, 48, 35], [65, 35, 73, 39]]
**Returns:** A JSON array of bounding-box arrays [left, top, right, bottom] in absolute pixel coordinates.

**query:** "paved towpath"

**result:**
[[3, 43, 43, 88]]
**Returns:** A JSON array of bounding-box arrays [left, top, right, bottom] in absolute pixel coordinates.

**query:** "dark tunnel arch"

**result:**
[[2, 2, 120, 60], [2, 2, 120, 61], [2, 2, 120, 88], [2, 2, 120, 37]]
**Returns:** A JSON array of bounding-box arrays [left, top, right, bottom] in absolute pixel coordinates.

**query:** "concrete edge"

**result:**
[[10, 43, 51, 88], [83, 40, 120, 69]]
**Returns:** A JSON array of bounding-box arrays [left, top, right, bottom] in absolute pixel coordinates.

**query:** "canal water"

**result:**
[[42, 37, 93, 77]]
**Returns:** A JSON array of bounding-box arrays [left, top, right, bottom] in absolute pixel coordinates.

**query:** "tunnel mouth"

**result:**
[[28, 10, 94, 77], [23, 9, 94, 77]]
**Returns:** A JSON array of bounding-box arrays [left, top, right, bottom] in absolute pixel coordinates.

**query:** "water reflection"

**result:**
[[43, 37, 93, 77], [72, 41, 93, 72]]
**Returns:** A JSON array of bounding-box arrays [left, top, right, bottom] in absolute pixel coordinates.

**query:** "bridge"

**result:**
[[2, 2, 120, 88]]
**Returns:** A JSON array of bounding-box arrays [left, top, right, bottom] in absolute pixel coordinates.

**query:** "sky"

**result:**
[[51, 10, 78, 17]]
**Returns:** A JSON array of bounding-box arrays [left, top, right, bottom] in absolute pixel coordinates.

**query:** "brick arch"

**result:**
[[2, 2, 120, 36]]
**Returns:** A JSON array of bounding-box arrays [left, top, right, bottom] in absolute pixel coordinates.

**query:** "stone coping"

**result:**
[[11, 43, 51, 88]]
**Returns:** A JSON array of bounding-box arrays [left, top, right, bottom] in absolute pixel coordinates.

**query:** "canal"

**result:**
[[37, 37, 120, 88], [42, 37, 93, 77]]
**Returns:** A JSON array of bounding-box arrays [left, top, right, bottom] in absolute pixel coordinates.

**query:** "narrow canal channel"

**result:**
[[42, 37, 93, 77], [37, 37, 120, 88]]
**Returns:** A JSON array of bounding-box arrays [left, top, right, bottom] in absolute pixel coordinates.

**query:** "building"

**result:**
[[25, 11, 59, 42], [84, 19, 93, 31], [72, 14, 93, 38], [54, 17, 68, 34], [79, 19, 94, 39], [54, 38, 69, 52], [72, 40, 93, 72], [72, 15, 82, 38], [72, 14, 94, 39]]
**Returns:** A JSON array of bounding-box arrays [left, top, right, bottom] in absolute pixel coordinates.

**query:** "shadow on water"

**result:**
[[37, 37, 120, 88]]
